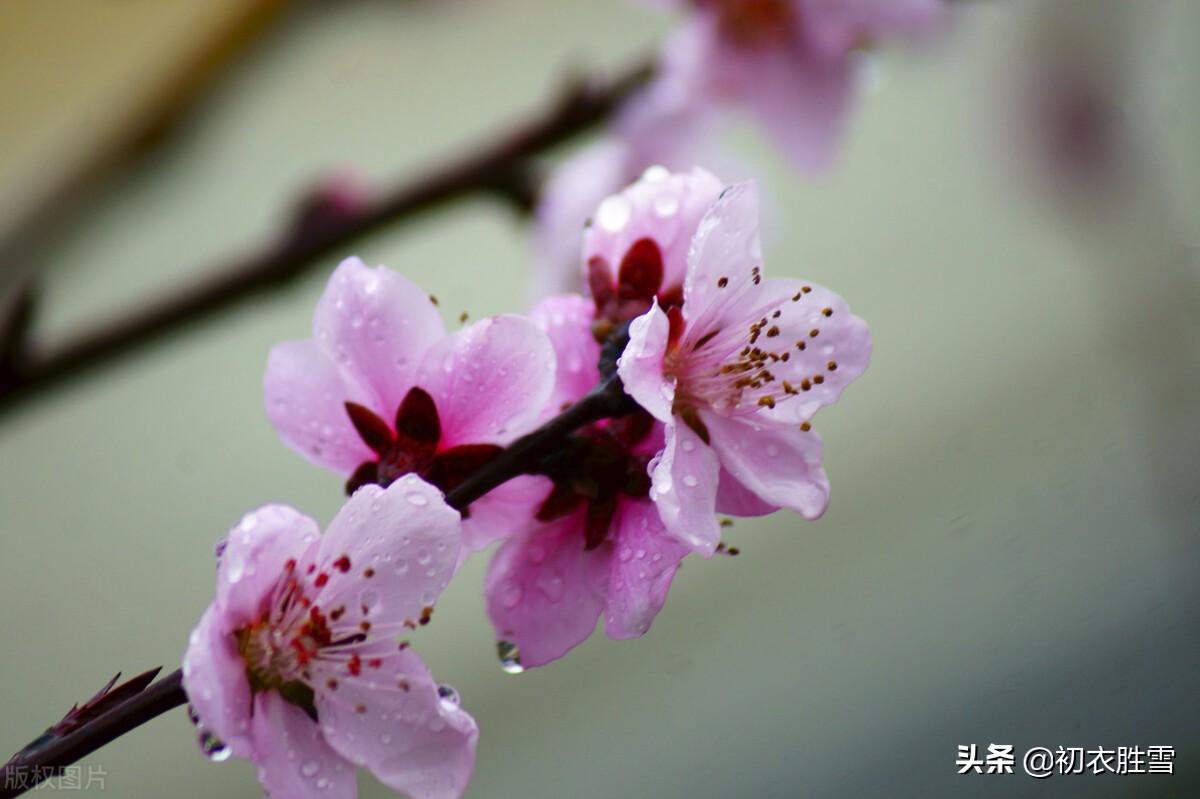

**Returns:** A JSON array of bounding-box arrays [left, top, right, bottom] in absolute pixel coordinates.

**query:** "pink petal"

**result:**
[[533, 140, 630, 298], [216, 504, 320, 628], [736, 48, 854, 171], [602, 500, 691, 639], [315, 646, 478, 799], [181, 605, 254, 759], [681, 181, 765, 333], [528, 294, 601, 413], [715, 466, 778, 516], [702, 411, 830, 519], [617, 301, 674, 423], [583, 167, 725, 293], [799, 0, 945, 61], [485, 513, 608, 668], [264, 339, 375, 475], [314, 476, 461, 634], [648, 420, 722, 554], [461, 475, 553, 553], [741, 277, 872, 425], [416, 315, 555, 447], [250, 692, 355, 799], [313, 256, 445, 417]]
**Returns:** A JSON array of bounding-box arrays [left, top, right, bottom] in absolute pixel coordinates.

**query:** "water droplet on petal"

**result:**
[[497, 640, 524, 674], [682, 474, 699, 488], [654, 194, 679, 218], [681, 439, 696, 453], [406, 492, 429, 507], [199, 731, 231, 762], [437, 684, 460, 710], [301, 761, 321, 778], [596, 195, 632, 232], [642, 165, 670, 183]]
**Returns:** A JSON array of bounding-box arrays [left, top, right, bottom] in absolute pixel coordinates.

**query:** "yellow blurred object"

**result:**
[[0, 0, 290, 250]]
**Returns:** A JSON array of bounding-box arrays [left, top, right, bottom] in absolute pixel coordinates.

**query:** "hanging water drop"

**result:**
[[437, 684, 460, 710], [497, 640, 524, 674], [199, 730, 231, 762]]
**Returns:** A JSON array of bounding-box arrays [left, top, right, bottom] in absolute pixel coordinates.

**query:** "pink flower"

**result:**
[[648, 0, 943, 169], [583, 166, 725, 336], [483, 294, 693, 668], [618, 180, 870, 553], [264, 256, 555, 551], [182, 475, 477, 799]]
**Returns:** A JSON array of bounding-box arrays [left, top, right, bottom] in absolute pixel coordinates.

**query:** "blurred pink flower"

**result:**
[[619, 180, 871, 552], [648, 0, 943, 169], [264, 256, 555, 551], [182, 476, 477, 799], [484, 294, 693, 668]]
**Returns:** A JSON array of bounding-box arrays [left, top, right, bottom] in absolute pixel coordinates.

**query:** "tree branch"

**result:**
[[0, 60, 652, 417], [0, 375, 634, 797]]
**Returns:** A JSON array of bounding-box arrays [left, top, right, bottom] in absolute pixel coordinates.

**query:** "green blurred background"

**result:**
[[1, 1, 1198, 797]]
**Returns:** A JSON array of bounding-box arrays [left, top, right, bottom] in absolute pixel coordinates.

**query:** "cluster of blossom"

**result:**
[[536, 0, 944, 287], [183, 164, 869, 798], [176, 3, 918, 793]]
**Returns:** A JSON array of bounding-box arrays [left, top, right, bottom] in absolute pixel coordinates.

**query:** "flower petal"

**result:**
[[264, 339, 375, 475], [250, 692, 355, 799], [715, 466, 777, 517], [181, 605, 254, 759], [736, 49, 853, 171], [602, 501, 691, 639], [738, 277, 872, 425], [584, 167, 725, 294], [216, 504, 320, 628], [528, 294, 601, 414], [416, 315, 555, 447], [681, 181, 765, 333], [315, 646, 478, 799], [484, 513, 608, 668], [460, 475, 553, 553], [313, 256, 445, 416], [314, 476, 461, 633], [648, 420, 722, 554], [703, 411, 830, 519], [617, 301, 674, 423]]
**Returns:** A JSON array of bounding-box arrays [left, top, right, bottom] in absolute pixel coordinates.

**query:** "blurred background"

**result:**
[[1, 1, 1198, 797]]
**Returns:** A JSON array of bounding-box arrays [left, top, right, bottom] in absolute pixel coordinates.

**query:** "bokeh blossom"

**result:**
[[484, 294, 693, 669], [264, 256, 555, 551], [182, 476, 477, 799], [643, 0, 943, 169], [619, 180, 871, 552]]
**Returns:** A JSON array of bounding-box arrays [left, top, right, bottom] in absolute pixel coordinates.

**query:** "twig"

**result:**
[[0, 60, 652, 417], [0, 375, 633, 797]]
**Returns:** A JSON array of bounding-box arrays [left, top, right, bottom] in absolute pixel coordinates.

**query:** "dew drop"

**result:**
[[406, 492, 429, 507], [301, 760, 321, 778], [681, 439, 696, 453], [316, 777, 331, 789], [199, 731, 231, 762], [654, 194, 680, 218], [682, 474, 699, 488], [497, 640, 524, 674], [596, 195, 632, 232], [642, 164, 670, 183], [437, 684, 460, 710]]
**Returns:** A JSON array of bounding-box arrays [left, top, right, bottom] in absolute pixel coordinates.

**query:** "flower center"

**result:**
[[699, 0, 795, 49], [668, 279, 834, 418]]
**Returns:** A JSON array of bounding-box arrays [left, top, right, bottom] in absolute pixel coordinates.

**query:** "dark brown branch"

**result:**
[[0, 61, 652, 417], [0, 375, 634, 797]]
